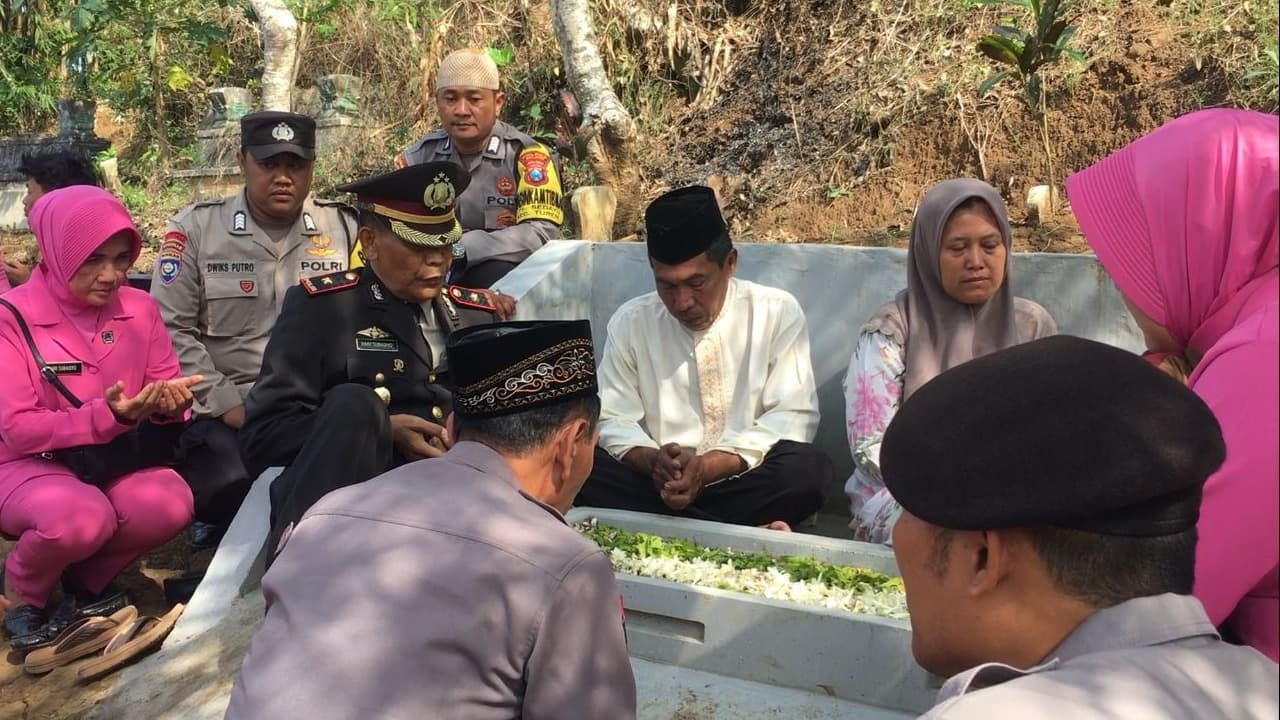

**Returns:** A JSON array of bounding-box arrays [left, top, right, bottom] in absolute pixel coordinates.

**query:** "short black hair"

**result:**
[[17, 151, 99, 191], [927, 524, 1196, 609], [1027, 525, 1197, 608], [705, 234, 734, 266], [357, 207, 392, 233], [454, 394, 601, 455]]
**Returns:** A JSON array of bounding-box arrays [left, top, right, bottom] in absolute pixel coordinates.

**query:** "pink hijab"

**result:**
[[1067, 108, 1279, 661], [26, 185, 142, 316], [1066, 109, 1278, 354]]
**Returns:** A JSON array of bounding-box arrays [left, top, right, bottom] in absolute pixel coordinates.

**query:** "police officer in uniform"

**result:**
[[881, 336, 1279, 719], [239, 161, 507, 557], [151, 111, 360, 549], [397, 48, 564, 288]]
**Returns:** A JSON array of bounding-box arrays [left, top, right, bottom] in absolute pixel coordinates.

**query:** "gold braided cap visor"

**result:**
[[364, 202, 459, 247], [388, 218, 461, 248]]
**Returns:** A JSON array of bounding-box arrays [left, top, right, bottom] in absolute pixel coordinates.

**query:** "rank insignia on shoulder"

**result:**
[[301, 270, 360, 296], [447, 285, 498, 312]]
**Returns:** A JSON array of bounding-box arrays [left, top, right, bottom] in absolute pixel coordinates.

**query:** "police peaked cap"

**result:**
[[645, 185, 730, 265], [881, 336, 1225, 537], [336, 162, 470, 247], [241, 111, 316, 161]]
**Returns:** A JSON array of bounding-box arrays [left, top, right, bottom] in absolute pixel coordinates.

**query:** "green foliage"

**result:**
[[579, 523, 904, 594], [485, 45, 515, 68], [824, 184, 850, 201], [1242, 44, 1279, 109], [0, 5, 72, 133], [969, 0, 1085, 108]]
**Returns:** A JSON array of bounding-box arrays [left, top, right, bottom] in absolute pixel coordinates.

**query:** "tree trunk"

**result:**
[[247, 0, 298, 111], [551, 0, 642, 239], [571, 186, 618, 241]]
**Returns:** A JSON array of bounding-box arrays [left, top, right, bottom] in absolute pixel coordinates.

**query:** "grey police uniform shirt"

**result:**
[[399, 120, 563, 268], [922, 593, 1279, 719], [150, 190, 358, 419], [226, 441, 638, 720]]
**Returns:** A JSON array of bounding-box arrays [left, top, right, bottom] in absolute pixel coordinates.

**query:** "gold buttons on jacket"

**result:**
[[427, 373, 437, 384], [374, 372, 386, 384], [374, 387, 391, 405], [431, 406, 444, 419]]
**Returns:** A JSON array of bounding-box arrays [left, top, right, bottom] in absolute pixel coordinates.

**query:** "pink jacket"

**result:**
[[1067, 109, 1279, 661], [0, 280, 185, 507]]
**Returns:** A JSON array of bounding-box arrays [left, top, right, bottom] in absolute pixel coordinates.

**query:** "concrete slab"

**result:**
[[633, 658, 914, 720], [167, 468, 277, 647], [0, 183, 27, 232], [90, 591, 263, 720]]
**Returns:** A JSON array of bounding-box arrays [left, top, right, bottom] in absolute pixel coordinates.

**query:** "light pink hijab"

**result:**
[[865, 178, 1056, 398], [26, 185, 142, 317], [1067, 108, 1279, 661]]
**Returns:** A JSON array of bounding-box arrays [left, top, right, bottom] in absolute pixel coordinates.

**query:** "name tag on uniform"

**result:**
[[356, 338, 399, 352], [206, 260, 256, 274], [47, 361, 83, 375], [355, 326, 398, 352]]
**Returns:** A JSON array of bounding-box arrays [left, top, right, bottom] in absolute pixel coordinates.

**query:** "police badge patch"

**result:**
[[272, 122, 296, 142], [515, 146, 564, 225], [158, 231, 186, 285]]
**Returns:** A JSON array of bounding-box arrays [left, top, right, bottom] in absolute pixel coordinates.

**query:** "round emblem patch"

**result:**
[[519, 149, 551, 187], [271, 122, 296, 142], [496, 176, 516, 196]]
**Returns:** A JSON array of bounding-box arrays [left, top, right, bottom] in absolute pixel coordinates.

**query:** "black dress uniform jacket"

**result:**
[[239, 267, 497, 543]]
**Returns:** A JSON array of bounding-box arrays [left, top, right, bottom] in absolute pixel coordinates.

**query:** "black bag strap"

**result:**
[[0, 297, 85, 408]]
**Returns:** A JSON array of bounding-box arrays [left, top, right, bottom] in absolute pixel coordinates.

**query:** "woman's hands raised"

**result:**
[[105, 375, 204, 423]]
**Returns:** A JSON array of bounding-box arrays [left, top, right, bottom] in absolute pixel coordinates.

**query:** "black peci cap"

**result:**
[[241, 111, 316, 161], [881, 335, 1225, 537], [448, 320, 598, 419], [645, 185, 730, 265]]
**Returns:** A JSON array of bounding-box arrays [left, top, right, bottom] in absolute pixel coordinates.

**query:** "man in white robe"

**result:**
[[576, 186, 830, 527]]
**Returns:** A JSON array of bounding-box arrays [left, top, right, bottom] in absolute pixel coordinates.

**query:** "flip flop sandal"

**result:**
[[23, 605, 139, 675], [74, 603, 184, 683]]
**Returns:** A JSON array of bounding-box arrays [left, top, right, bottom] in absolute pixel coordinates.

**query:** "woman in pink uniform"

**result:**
[[0, 186, 199, 649], [1067, 108, 1279, 662]]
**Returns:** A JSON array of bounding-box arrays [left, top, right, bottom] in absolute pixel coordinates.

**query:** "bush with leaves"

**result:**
[[970, 0, 1085, 215]]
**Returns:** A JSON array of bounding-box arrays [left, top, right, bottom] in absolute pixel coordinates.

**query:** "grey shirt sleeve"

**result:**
[[459, 220, 560, 267], [150, 218, 241, 418], [522, 550, 637, 720]]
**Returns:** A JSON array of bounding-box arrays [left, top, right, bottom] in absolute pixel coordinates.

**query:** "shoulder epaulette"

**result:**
[[170, 196, 225, 223], [300, 270, 361, 296], [311, 198, 358, 218], [311, 197, 353, 209], [508, 130, 544, 150], [445, 285, 498, 313]]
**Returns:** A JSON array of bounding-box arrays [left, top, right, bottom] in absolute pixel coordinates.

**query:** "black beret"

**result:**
[[337, 162, 470, 247], [448, 320, 598, 418], [241, 111, 316, 161], [881, 336, 1225, 537], [645, 186, 729, 265]]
